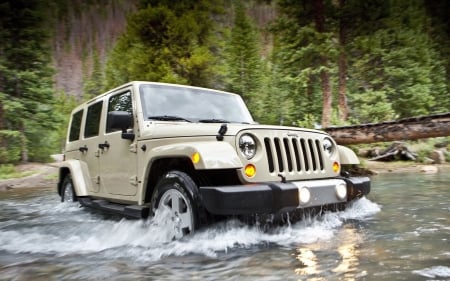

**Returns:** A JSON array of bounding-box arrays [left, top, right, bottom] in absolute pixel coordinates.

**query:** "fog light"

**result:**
[[299, 186, 311, 205], [244, 164, 256, 178], [335, 182, 347, 200], [332, 162, 340, 173], [191, 152, 200, 164]]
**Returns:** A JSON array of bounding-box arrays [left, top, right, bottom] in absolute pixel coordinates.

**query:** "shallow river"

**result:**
[[0, 169, 449, 281]]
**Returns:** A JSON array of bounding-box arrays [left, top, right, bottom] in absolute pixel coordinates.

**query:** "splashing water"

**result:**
[[0, 192, 380, 263]]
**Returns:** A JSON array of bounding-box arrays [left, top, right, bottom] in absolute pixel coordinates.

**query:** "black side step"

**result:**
[[78, 197, 150, 219]]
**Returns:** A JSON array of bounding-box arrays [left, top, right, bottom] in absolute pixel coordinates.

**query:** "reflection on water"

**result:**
[[294, 225, 366, 280], [0, 168, 449, 280]]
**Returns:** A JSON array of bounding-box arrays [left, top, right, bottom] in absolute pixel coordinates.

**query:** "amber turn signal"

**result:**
[[332, 162, 340, 173], [244, 164, 256, 178], [191, 152, 200, 164]]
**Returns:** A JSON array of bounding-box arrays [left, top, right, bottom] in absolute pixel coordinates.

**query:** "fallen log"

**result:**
[[325, 112, 450, 145], [368, 142, 417, 161]]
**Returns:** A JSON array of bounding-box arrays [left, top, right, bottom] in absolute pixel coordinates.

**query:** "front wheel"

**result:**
[[151, 171, 201, 239], [61, 174, 77, 203]]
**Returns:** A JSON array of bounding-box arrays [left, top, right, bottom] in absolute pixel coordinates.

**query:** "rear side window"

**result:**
[[68, 110, 83, 142], [84, 101, 103, 138]]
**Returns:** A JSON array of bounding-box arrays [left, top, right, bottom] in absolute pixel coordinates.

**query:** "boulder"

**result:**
[[429, 150, 446, 164]]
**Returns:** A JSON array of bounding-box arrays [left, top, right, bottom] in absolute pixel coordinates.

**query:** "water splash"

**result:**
[[0, 196, 381, 262]]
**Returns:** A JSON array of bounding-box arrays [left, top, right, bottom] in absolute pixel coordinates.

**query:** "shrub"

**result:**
[[0, 130, 21, 164]]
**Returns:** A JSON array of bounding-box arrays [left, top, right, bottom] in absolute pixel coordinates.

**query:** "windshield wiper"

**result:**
[[198, 118, 230, 123], [148, 115, 192, 122]]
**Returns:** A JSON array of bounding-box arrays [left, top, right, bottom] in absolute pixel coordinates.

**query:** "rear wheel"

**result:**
[[61, 175, 77, 202], [151, 171, 200, 239]]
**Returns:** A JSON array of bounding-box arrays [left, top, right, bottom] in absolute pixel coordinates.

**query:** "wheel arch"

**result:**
[[142, 157, 197, 204], [57, 159, 92, 197], [337, 145, 360, 165]]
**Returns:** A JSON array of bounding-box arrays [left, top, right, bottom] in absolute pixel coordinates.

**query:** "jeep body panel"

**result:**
[[142, 141, 243, 170]]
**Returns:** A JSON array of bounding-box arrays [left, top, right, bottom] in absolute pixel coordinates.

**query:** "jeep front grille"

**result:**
[[264, 137, 324, 173]]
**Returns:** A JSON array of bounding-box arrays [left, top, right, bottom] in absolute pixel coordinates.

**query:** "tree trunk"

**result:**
[[0, 101, 4, 130], [313, 0, 332, 128], [337, 0, 348, 121], [320, 65, 332, 128], [20, 123, 28, 163], [324, 112, 450, 144]]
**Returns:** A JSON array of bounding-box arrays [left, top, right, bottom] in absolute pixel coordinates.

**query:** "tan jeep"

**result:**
[[58, 81, 370, 238]]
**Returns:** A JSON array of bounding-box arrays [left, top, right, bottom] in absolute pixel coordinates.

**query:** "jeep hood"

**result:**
[[139, 121, 328, 139]]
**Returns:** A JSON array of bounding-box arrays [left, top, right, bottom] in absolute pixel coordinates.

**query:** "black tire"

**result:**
[[61, 174, 77, 203], [150, 171, 204, 239]]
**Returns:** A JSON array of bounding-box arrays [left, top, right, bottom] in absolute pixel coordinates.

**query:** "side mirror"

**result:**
[[107, 111, 135, 140]]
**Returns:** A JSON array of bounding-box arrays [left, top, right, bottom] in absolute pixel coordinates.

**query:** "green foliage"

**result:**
[[224, 0, 263, 113], [0, 0, 58, 163], [0, 164, 34, 179], [347, 0, 446, 121], [83, 50, 105, 99], [104, 0, 223, 90], [53, 91, 78, 152], [0, 131, 21, 164], [271, 1, 337, 126], [348, 90, 395, 123]]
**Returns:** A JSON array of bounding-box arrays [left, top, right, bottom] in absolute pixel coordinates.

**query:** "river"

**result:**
[[0, 169, 449, 280]]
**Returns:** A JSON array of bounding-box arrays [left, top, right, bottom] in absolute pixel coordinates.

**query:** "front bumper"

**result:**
[[199, 177, 370, 215]]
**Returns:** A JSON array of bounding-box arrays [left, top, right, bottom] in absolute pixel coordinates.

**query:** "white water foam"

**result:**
[[0, 197, 381, 262], [412, 266, 450, 278]]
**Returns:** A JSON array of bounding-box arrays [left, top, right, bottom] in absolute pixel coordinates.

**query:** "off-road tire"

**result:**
[[151, 171, 204, 239], [61, 174, 77, 203]]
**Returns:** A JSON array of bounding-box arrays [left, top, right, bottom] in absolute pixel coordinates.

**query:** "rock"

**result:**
[[419, 165, 438, 173], [429, 150, 446, 164], [422, 157, 435, 164]]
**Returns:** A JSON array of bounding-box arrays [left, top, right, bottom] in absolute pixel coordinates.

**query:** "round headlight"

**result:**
[[322, 137, 335, 156], [239, 134, 257, 159]]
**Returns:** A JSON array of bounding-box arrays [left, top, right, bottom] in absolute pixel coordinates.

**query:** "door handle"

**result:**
[[98, 141, 110, 150], [79, 145, 88, 153]]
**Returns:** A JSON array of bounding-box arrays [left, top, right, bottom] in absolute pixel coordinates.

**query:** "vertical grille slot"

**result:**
[[264, 138, 274, 173], [315, 139, 324, 170], [308, 139, 317, 170], [274, 138, 284, 172], [292, 138, 301, 171], [283, 138, 293, 172], [300, 139, 309, 171], [264, 135, 324, 175]]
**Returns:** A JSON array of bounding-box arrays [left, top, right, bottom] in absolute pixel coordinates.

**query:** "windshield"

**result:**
[[139, 84, 254, 123]]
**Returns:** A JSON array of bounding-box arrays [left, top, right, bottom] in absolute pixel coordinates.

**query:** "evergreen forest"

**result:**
[[0, 0, 449, 163]]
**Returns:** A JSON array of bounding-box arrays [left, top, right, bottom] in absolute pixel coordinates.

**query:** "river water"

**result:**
[[0, 169, 449, 281]]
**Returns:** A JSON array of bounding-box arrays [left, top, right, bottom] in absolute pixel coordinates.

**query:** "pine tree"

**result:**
[[224, 0, 262, 116], [272, 0, 337, 127], [104, 0, 223, 89], [348, 0, 444, 120], [0, 0, 56, 162]]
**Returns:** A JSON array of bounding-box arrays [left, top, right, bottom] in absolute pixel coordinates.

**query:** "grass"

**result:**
[[0, 164, 35, 180]]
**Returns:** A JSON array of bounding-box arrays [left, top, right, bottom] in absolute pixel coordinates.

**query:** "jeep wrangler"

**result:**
[[58, 81, 370, 238]]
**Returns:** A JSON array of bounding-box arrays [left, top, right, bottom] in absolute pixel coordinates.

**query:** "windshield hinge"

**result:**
[[216, 123, 228, 141]]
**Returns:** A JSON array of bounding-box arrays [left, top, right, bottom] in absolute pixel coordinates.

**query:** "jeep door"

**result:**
[[98, 90, 137, 196], [79, 100, 103, 193]]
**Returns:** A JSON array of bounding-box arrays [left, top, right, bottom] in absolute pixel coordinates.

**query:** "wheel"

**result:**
[[151, 171, 202, 239], [61, 174, 77, 202]]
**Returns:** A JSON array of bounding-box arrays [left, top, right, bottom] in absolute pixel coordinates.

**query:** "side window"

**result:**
[[106, 91, 132, 133], [84, 101, 103, 138], [68, 110, 83, 142]]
